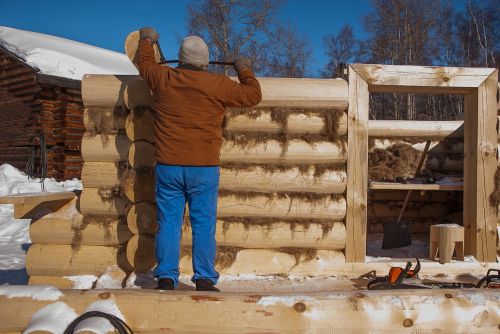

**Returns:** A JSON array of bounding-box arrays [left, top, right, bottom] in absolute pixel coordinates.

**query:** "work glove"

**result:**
[[234, 58, 252, 73], [139, 27, 159, 43]]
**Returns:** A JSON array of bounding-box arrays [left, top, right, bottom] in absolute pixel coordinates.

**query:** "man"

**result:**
[[137, 27, 262, 291]]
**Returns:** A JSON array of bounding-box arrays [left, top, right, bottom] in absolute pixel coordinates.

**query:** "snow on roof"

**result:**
[[0, 26, 138, 80]]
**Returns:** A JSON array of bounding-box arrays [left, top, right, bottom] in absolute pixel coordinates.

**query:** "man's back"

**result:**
[[137, 39, 262, 166]]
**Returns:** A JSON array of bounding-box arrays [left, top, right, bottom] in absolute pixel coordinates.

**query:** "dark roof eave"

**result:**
[[36, 73, 81, 90]]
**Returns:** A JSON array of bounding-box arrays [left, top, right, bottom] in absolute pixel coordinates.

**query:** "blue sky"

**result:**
[[1, 0, 467, 75]]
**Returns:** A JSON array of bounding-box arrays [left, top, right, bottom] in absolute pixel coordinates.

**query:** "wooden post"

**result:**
[[463, 71, 498, 261], [345, 67, 368, 262]]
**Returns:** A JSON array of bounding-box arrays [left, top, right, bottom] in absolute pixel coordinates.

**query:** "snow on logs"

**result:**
[[2, 289, 499, 334]]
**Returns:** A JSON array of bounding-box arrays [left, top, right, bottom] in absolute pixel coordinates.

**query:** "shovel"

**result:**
[[382, 140, 431, 249]]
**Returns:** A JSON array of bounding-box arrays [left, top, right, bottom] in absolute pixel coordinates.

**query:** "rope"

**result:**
[[26, 131, 47, 191], [63, 311, 133, 334]]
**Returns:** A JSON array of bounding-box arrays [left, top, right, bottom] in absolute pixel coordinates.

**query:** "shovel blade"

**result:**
[[382, 220, 412, 249]]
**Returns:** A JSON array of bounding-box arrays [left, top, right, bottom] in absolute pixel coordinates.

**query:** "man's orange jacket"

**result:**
[[137, 39, 262, 166]]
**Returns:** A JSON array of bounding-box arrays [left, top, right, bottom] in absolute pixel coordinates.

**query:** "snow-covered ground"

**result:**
[[0, 26, 137, 80], [0, 164, 81, 285]]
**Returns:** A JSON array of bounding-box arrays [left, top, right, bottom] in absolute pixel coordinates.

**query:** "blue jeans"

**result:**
[[153, 164, 220, 288]]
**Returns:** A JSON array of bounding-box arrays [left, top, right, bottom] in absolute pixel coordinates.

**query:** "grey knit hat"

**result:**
[[178, 36, 209, 68]]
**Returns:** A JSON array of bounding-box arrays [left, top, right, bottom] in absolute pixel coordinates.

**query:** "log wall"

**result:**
[[0, 49, 84, 180]]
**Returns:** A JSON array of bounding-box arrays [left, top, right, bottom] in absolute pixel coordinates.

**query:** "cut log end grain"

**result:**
[[81, 133, 131, 162], [79, 187, 130, 216]]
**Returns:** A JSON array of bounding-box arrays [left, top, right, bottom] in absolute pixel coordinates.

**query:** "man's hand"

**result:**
[[234, 58, 252, 73], [140, 27, 159, 43]]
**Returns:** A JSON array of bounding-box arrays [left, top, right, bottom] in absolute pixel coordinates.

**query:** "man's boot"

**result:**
[[196, 278, 220, 292], [156, 278, 175, 290]]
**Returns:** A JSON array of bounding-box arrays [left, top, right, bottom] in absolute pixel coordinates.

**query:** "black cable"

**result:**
[[26, 131, 47, 191], [63, 311, 133, 334]]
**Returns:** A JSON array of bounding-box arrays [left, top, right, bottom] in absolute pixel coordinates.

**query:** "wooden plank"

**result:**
[[369, 181, 463, 191], [351, 64, 496, 94], [368, 120, 465, 138], [0, 288, 498, 333], [345, 67, 368, 262], [463, 71, 498, 261], [0, 191, 75, 218]]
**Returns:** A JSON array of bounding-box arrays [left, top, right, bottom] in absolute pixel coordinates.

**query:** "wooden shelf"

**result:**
[[369, 181, 463, 191], [0, 191, 76, 218]]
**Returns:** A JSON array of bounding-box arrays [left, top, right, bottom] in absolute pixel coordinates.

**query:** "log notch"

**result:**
[[125, 107, 155, 142], [127, 202, 157, 235], [81, 162, 155, 203]]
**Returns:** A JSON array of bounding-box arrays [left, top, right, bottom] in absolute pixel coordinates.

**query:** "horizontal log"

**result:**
[[126, 235, 345, 274], [82, 162, 345, 194], [29, 217, 132, 246], [82, 163, 154, 203], [79, 187, 130, 216], [82, 74, 134, 107], [3, 288, 497, 333], [28, 275, 97, 289], [81, 133, 130, 162], [221, 139, 346, 164], [182, 220, 346, 250], [218, 195, 346, 220], [82, 138, 346, 165], [81, 161, 121, 187], [225, 110, 348, 136], [83, 107, 127, 134], [219, 166, 346, 193], [368, 190, 459, 202], [82, 75, 349, 109], [369, 120, 464, 138], [26, 244, 125, 276]]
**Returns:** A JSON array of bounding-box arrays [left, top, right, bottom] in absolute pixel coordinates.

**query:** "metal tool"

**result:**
[[382, 140, 432, 249], [155, 42, 234, 66]]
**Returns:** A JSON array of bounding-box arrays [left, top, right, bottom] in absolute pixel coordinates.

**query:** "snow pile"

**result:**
[[0, 164, 82, 285], [0, 285, 63, 300], [0, 26, 138, 80], [0, 164, 82, 196], [24, 302, 78, 334]]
